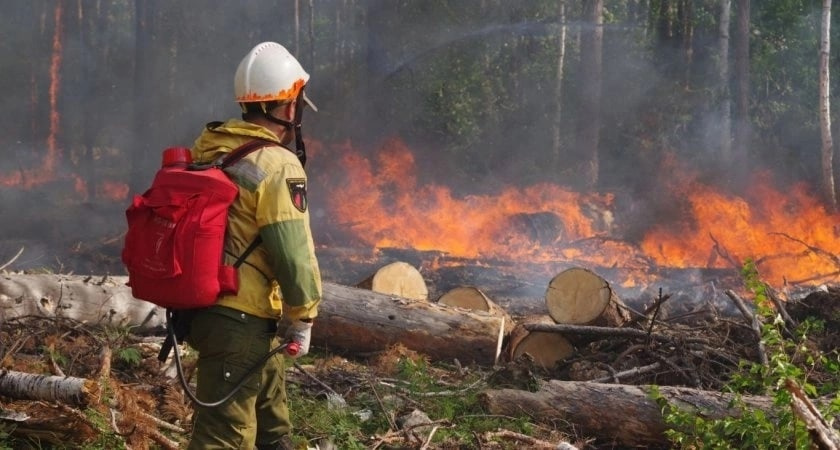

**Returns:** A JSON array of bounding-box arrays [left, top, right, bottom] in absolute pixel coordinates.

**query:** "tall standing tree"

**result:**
[[733, 0, 751, 165], [718, 0, 732, 162], [551, 0, 567, 169], [130, 0, 156, 195], [579, 0, 604, 188], [819, 0, 836, 210]]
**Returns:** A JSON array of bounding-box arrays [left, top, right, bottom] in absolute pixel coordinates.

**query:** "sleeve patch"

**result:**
[[287, 178, 308, 212]]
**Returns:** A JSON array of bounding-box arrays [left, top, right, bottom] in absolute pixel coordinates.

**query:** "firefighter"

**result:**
[[185, 41, 322, 450]]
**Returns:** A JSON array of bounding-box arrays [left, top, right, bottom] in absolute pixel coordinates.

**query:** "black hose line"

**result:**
[[166, 312, 289, 408]]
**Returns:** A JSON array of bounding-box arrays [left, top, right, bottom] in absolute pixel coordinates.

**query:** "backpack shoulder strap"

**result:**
[[219, 139, 275, 169], [219, 139, 274, 268]]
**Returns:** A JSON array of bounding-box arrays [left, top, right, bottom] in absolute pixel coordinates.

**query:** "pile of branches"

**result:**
[[523, 287, 840, 390]]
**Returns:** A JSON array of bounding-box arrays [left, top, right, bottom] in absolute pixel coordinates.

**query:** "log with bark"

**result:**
[[480, 379, 778, 447], [0, 273, 163, 330], [0, 273, 505, 366], [0, 370, 98, 406], [314, 281, 505, 366]]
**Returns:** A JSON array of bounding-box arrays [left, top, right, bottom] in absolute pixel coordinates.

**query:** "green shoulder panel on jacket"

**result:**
[[259, 219, 321, 308], [256, 163, 321, 312]]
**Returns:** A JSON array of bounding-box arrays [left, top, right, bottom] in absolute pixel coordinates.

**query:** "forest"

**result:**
[[1, 1, 840, 449], [0, 0, 837, 249]]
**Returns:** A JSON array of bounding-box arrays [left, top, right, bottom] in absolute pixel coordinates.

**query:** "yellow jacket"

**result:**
[[190, 119, 321, 320]]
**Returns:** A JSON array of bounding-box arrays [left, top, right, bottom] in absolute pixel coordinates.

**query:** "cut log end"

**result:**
[[356, 261, 429, 301], [545, 267, 630, 327], [438, 286, 493, 312], [506, 316, 575, 369], [437, 286, 514, 335]]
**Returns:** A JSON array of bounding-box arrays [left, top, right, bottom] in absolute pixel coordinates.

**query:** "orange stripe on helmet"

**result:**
[[236, 79, 306, 103]]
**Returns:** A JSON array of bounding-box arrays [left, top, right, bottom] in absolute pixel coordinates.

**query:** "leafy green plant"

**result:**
[[116, 347, 142, 367], [654, 259, 839, 449]]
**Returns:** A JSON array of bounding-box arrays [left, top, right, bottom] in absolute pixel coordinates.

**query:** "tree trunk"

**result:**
[[294, 0, 300, 56], [718, 0, 732, 161], [733, 0, 751, 165], [551, 0, 567, 169], [130, 0, 156, 196], [480, 379, 778, 448], [579, 0, 603, 187], [820, 0, 837, 210], [544, 267, 631, 327], [0, 273, 505, 366], [356, 261, 429, 301], [679, 0, 694, 88]]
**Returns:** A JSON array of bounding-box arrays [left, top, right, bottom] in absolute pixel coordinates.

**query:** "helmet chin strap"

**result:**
[[263, 92, 307, 167]]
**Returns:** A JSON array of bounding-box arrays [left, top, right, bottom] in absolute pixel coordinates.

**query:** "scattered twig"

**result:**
[[625, 289, 672, 328], [709, 233, 742, 271], [146, 427, 181, 450], [770, 232, 840, 270], [137, 410, 187, 433], [766, 286, 797, 331], [292, 361, 344, 402], [645, 288, 667, 342], [525, 322, 711, 346], [591, 362, 662, 383], [0, 246, 24, 271], [109, 408, 136, 437], [418, 425, 440, 449], [48, 345, 66, 377], [484, 429, 578, 449], [725, 290, 768, 365], [368, 377, 398, 431], [379, 377, 484, 397], [785, 378, 840, 449]]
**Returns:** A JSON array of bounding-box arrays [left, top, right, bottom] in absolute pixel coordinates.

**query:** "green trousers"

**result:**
[[185, 305, 291, 450]]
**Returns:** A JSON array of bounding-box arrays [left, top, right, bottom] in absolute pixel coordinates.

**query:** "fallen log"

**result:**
[[0, 370, 98, 406], [0, 273, 163, 330], [480, 379, 777, 447], [314, 282, 505, 366], [0, 273, 505, 366]]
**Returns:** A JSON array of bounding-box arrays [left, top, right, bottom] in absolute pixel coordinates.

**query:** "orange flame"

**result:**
[[46, 2, 63, 178], [324, 139, 840, 289], [0, 3, 63, 189], [328, 138, 624, 261], [641, 170, 840, 286]]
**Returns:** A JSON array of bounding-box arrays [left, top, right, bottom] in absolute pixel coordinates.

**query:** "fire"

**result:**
[[0, 3, 63, 189], [324, 139, 840, 289], [46, 2, 63, 178], [641, 171, 840, 286], [327, 138, 632, 264], [98, 181, 130, 202]]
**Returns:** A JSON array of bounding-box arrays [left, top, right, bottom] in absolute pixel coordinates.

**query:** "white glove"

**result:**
[[284, 319, 313, 358]]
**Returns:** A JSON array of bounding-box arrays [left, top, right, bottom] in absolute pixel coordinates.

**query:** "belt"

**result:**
[[207, 305, 279, 333]]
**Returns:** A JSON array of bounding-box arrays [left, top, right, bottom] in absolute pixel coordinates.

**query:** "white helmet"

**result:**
[[234, 42, 316, 110]]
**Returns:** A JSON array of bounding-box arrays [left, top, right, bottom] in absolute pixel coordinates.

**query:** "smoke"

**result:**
[[0, 1, 835, 308]]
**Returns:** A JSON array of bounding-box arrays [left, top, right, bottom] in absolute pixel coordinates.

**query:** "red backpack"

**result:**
[[122, 140, 270, 309]]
